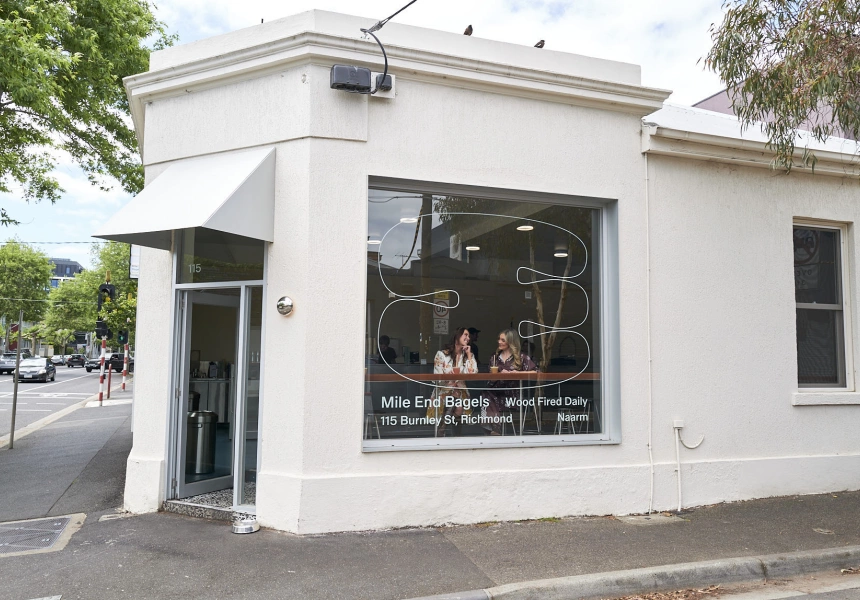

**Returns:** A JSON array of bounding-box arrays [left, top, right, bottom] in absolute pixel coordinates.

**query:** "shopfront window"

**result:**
[[364, 185, 603, 448], [178, 228, 264, 284]]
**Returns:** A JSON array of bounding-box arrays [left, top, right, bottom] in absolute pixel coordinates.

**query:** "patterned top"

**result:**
[[427, 350, 478, 418]]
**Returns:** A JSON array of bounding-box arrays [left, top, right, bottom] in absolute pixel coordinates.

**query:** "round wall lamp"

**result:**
[[277, 296, 294, 316]]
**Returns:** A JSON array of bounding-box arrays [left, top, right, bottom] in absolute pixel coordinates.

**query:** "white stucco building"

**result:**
[[96, 10, 860, 534]]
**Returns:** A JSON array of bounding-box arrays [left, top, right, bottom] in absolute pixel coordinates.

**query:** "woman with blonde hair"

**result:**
[[484, 328, 538, 435]]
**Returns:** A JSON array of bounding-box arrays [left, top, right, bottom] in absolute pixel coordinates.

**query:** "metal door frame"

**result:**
[[173, 289, 241, 499]]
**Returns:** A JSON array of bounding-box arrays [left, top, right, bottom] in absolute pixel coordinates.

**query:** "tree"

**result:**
[[433, 197, 592, 371], [0, 0, 173, 225], [706, 0, 860, 171], [41, 241, 137, 345], [0, 240, 53, 350]]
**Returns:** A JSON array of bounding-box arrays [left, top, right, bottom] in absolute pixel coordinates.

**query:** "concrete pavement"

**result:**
[[1, 385, 860, 599]]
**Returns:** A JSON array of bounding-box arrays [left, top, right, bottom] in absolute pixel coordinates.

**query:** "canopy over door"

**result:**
[[94, 147, 276, 250]]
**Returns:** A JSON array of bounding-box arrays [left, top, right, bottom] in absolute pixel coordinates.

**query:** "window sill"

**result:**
[[792, 392, 860, 406]]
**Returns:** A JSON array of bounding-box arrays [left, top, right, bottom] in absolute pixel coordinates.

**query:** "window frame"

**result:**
[[794, 219, 854, 392], [362, 177, 621, 451]]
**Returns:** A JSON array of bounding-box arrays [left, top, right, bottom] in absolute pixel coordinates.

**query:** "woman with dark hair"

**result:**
[[483, 328, 538, 435], [428, 327, 478, 436]]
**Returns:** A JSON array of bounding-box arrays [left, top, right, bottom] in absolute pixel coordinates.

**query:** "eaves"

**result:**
[[126, 31, 671, 160]]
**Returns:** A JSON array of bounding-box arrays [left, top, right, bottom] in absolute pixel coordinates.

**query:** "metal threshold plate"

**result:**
[[0, 514, 86, 558]]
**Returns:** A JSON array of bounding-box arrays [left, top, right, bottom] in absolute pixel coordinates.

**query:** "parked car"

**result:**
[[66, 354, 86, 368], [0, 350, 33, 375], [17, 357, 56, 382], [108, 352, 134, 373], [50, 355, 65, 366]]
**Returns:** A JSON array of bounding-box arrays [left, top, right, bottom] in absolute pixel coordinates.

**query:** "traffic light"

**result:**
[[117, 330, 129, 344], [96, 275, 116, 340], [95, 320, 112, 340], [97, 282, 116, 313]]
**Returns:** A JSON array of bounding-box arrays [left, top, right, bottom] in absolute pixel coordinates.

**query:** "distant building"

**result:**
[[50, 258, 83, 288]]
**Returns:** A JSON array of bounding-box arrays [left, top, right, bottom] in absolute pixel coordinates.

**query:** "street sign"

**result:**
[[433, 319, 449, 335], [433, 299, 449, 319]]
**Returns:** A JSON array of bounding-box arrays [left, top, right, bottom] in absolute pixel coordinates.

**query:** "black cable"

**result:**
[[359, 29, 388, 95], [365, 0, 419, 33], [359, 0, 419, 95]]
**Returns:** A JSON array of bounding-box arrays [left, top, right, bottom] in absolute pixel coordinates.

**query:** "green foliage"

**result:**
[[706, 0, 860, 171], [0, 0, 174, 224], [41, 241, 137, 344], [0, 239, 53, 322]]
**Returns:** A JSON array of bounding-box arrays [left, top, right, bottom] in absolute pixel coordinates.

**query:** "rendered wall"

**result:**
[[645, 155, 860, 511], [126, 25, 860, 532]]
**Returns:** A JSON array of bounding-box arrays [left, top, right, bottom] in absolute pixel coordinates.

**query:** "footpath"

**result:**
[[1, 390, 859, 599]]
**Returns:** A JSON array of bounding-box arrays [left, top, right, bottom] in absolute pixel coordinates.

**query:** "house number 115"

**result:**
[[188, 264, 202, 273]]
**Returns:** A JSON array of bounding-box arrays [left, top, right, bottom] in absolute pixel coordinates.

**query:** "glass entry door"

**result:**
[[174, 286, 263, 504], [176, 289, 241, 498]]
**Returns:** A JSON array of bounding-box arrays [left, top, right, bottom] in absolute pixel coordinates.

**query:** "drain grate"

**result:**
[[0, 517, 71, 555]]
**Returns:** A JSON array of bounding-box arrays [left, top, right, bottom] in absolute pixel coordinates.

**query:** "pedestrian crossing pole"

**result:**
[[8, 309, 23, 449], [98, 337, 106, 406], [122, 342, 129, 391]]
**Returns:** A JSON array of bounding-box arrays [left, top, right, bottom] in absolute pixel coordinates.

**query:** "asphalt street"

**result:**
[[0, 363, 125, 433]]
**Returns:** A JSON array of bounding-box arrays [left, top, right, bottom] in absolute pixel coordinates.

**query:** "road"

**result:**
[[0, 364, 127, 434]]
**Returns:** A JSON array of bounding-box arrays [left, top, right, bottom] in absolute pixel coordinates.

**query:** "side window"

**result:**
[[794, 224, 849, 388]]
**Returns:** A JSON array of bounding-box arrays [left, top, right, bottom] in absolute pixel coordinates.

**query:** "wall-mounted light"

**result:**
[[516, 225, 534, 232], [277, 296, 294, 316], [465, 245, 480, 251]]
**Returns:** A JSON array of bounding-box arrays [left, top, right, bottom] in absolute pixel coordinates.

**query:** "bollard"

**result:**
[[98, 338, 106, 406], [122, 343, 128, 391]]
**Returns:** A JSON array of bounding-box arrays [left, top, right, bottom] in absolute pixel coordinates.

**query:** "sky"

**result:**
[[0, 0, 727, 268]]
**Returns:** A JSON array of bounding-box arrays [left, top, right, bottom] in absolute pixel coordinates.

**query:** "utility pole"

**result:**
[[9, 309, 23, 449]]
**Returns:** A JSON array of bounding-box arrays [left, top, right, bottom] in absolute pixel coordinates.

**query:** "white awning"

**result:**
[[94, 147, 276, 250]]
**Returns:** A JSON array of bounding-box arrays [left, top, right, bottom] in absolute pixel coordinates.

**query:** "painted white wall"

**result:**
[[120, 10, 860, 532], [645, 155, 860, 511]]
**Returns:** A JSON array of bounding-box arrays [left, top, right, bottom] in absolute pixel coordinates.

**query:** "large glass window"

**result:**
[[794, 224, 847, 387], [178, 228, 264, 284], [364, 186, 603, 448]]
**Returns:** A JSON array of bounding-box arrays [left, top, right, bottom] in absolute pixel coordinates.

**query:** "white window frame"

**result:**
[[793, 218, 857, 405]]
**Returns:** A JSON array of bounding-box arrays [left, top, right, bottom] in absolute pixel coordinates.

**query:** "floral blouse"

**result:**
[[487, 352, 538, 391], [427, 351, 478, 419]]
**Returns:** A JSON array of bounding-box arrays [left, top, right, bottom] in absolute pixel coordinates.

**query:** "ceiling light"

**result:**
[[465, 245, 480, 251], [516, 225, 534, 232], [554, 252, 569, 258], [400, 217, 418, 223]]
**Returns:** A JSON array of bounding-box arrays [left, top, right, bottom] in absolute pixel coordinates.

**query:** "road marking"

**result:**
[[0, 374, 92, 396], [17, 409, 51, 412], [37, 403, 68, 405], [0, 381, 129, 449]]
